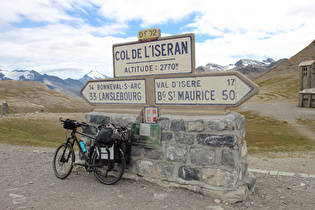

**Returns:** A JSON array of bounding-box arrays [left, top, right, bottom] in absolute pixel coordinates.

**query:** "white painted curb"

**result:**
[[249, 168, 315, 178]]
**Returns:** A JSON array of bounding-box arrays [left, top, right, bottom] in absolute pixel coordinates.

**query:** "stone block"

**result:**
[[190, 148, 215, 166], [156, 163, 174, 178], [161, 132, 173, 141], [245, 172, 257, 192], [236, 114, 245, 130], [187, 120, 204, 132], [89, 115, 110, 125], [166, 145, 187, 163], [197, 134, 237, 147], [170, 119, 186, 132], [131, 145, 141, 156], [136, 160, 153, 175], [112, 115, 141, 127], [156, 117, 170, 130], [144, 148, 163, 160], [240, 141, 247, 157], [175, 133, 194, 145], [201, 168, 238, 188], [222, 150, 239, 167], [82, 124, 97, 135], [238, 160, 248, 181], [178, 166, 200, 181], [208, 119, 235, 131]]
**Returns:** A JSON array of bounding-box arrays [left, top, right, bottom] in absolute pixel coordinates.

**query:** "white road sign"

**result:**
[[154, 74, 256, 105], [113, 34, 195, 77], [80, 79, 146, 104]]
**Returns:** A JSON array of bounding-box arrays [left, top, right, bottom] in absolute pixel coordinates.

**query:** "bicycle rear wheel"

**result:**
[[93, 146, 126, 185], [53, 143, 75, 179]]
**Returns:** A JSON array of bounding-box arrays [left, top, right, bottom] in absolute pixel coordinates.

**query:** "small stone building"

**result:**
[[298, 60, 315, 107]]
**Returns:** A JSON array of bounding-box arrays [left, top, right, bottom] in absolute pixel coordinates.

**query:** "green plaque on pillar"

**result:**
[[131, 123, 161, 148]]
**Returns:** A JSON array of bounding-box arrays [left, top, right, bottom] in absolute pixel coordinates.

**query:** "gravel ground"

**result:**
[[1, 144, 315, 210]]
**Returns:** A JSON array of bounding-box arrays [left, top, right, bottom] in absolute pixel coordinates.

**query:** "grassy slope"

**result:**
[[0, 113, 85, 148], [0, 80, 93, 113], [240, 111, 315, 153]]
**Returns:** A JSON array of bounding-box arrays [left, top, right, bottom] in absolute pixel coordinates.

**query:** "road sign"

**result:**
[[113, 34, 195, 77], [80, 79, 146, 104], [154, 73, 258, 106]]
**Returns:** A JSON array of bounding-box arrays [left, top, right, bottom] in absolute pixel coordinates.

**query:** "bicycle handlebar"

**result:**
[[59, 117, 88, 128]]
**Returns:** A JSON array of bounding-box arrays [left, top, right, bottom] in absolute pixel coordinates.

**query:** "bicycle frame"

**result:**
[[64, 127, 104, 169]]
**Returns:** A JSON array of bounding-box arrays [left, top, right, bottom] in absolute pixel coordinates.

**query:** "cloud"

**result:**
[[0, 22, 135, 79], [0, 0, 315, 79]]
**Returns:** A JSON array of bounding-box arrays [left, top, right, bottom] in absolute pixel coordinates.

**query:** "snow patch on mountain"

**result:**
[[0, 70, 35, 80], [79, 70, 109, 83]]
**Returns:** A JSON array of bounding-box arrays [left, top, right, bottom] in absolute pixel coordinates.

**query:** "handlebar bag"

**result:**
[[63, 119, 76, 130], [96, 127, 113, 144]]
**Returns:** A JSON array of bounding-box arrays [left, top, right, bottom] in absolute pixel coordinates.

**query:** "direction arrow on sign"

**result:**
[[154, 73, 258, 106], [80, 79, 147, 104]]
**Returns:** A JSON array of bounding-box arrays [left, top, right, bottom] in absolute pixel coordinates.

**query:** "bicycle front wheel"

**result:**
[[52, 143, 75, 179], [93, 146, 126, 185]]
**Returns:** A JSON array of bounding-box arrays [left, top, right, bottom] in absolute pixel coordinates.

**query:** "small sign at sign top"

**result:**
[[138, 28, 161, 41]]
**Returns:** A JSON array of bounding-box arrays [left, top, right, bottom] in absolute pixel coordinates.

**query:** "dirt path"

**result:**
[[1, 144, 315, 209]]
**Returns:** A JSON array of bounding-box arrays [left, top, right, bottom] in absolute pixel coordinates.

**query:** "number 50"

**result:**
[[222, 90, 235, 100]]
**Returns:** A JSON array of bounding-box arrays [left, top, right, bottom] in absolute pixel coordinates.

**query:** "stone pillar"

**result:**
[[84, 111, 255, 203], [1, 103, 10, 116]]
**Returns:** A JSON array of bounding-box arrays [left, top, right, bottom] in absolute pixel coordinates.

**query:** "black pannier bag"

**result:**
[[96, 127, 113, 145], [63, 119, 76, 130], [114, 141, 131, 164], [122, 141, 131, 164]]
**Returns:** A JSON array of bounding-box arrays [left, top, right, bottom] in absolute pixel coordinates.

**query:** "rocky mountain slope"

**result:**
[[197, 58, 287, 80]]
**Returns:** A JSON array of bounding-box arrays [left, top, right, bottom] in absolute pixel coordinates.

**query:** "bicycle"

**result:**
[[52, 117, 130, 185]]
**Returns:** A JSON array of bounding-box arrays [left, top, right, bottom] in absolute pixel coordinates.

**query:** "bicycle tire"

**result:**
[[93, 146, 126, 185], [52, 143, 75, 179]]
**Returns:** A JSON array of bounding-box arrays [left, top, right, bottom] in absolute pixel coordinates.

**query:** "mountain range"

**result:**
[[197, 58, 287, 80], [0, 70, 108, 97], [0, 58, 286, 97]]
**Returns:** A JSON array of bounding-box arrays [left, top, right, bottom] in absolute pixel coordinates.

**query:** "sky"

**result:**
[[0, 0, 314, 79]]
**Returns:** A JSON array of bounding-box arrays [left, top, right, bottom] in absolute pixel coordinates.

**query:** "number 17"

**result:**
[[227, 79, 235, 86]]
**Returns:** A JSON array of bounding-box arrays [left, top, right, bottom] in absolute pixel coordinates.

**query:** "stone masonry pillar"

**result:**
[[1, 103, 10, 116], [84, 111, 256, 203]]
